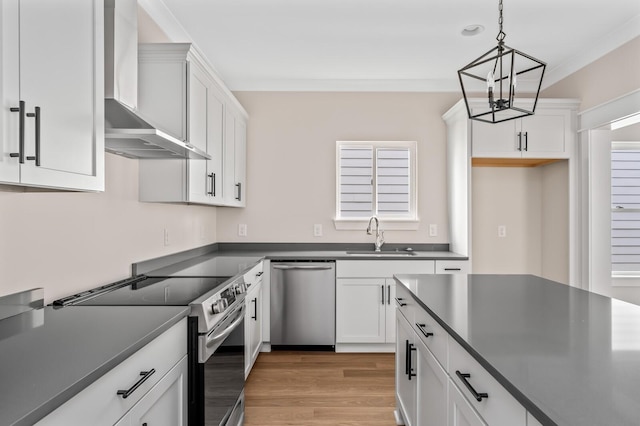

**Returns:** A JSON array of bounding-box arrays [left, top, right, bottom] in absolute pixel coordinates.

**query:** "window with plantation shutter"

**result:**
[[337, 141, 416, 221], [611, 144, 640, 275]]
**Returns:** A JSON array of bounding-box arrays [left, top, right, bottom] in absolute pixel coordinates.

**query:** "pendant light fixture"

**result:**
[[457, 0, 546, 124]]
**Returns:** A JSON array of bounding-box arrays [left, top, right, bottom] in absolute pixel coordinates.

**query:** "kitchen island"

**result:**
[[394, 274, 640, 426]]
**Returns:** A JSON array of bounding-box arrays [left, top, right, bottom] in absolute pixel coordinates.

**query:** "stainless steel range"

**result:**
[[53, 260, 258, 426]]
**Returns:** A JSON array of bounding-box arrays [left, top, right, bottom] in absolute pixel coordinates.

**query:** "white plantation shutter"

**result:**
[[611, 148, 640, 274], [338, 142, 415, 219], [339, 147, 374, 217], [376, 148, 410, 215]]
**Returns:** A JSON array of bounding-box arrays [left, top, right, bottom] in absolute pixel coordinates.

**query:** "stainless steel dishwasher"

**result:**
[[270, 261, 336, 349]]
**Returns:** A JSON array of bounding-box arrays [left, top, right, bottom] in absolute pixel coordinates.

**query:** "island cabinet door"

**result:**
[[448, 380, 487, 426], [396, 311, 416, 426], [416, 338, 448, 426]]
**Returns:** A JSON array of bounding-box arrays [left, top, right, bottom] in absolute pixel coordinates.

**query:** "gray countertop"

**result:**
[[0, 305, 189, 426], [395, 274, 640, 426]]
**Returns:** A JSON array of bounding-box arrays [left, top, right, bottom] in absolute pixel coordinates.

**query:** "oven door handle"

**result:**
[[199, 304, 246, 362]]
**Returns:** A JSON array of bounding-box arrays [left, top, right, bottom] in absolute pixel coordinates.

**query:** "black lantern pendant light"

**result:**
[[457, 0, 546, 124]]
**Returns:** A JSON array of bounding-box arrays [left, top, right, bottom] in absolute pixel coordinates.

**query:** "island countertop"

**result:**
[[394, 273, 640, 426]]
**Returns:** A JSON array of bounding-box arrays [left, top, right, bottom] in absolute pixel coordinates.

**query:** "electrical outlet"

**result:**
[[498, 225, 507, 238], [164, 228, 170, 246], [313, 224, 323, 237], [238, 224, 247, 237], [429, 224, 438, 237]]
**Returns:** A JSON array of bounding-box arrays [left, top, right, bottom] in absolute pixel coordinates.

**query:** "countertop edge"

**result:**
[[394, 275, 557, 426], [15, 307, 190, 426]]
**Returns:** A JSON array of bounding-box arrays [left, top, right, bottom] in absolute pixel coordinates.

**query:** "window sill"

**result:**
[[333, 218, 420, 231]]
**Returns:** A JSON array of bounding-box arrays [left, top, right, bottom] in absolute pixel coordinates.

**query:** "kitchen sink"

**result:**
[[346, 250, 418, 257]]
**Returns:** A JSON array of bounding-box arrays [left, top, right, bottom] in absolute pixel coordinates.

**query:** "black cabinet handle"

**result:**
[[395, 297, 406, 307], [387, 285, 391, 305], [9, 100, 25, 163], [456, 370, 488, 402], [381, 285, 385, 305], [415, 323, 434, 338], [256, 271, 263, 277], [235, 182, 242, 201], [26, 106, 41, 166], [444, 268, 461, 271], [408, 343, 417, 380], [523, 131, 528, 151], [517, 132, 522, 151], [251, 297, 257, 320], [117, 369, 156, 399], [405, 339, 410, 376], [207, 173, 216, 196]]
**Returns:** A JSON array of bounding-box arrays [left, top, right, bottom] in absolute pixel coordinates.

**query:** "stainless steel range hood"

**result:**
[[103, 0, 209, 160], [104, 100, 210, 159]]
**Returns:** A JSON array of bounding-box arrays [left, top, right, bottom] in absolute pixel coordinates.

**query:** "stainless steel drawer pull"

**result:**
[[117, 369, 156, 399], [416, 323, 434, 338], [395, 297, 407, 307], [272, 265, 333, 270], [456, 370, 489, 402]]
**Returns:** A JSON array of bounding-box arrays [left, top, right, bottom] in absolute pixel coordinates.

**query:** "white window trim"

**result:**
[[334, 140, 419, 230]]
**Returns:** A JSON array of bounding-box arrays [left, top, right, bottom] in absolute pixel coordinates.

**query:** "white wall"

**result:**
[[0, 153, 218, 304], [216, 91, 460, 244]]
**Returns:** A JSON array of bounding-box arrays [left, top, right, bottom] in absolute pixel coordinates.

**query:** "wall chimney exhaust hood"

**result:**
[[103, 0, 209, 160]]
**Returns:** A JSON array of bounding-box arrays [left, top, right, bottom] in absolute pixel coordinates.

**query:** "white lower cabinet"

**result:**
[[396, 310, 416, 426], [36, 319, 187, 426], [335, 260, 434, 352], [114, 356, 188, 426], [448, 380, 487, 426], [416, 338, 448, 426], [245, 278, 263, 377]]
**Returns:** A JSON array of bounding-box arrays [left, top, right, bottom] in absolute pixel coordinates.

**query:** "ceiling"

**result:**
[[142, 0, 640, 92]]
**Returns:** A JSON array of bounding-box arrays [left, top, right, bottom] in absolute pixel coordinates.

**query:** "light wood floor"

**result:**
[[244, 351, 397, 426]]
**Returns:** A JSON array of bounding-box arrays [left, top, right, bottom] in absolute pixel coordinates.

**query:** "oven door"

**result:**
[[192, 302, 246, 426]]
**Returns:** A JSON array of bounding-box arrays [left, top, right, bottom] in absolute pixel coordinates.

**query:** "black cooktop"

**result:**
[[71, 276, 231, 306]]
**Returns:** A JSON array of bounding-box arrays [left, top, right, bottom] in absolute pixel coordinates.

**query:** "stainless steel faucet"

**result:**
[[366, 216, 385, 252]]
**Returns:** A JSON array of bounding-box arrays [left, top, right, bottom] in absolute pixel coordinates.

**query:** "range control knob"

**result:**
[[211, 298, 228, 314], [235, 282, 247, 294]]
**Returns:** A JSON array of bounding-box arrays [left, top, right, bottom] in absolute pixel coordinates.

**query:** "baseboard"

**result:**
[[335, 343, 395, 353]]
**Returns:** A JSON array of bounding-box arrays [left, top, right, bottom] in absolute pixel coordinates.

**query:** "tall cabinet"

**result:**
[[442, 98, 579, 284], [137, 43, 247, 207], [1, 0, 104, 191]]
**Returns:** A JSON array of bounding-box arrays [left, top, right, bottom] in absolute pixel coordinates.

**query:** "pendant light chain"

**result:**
[[497, 0, 506, 42]]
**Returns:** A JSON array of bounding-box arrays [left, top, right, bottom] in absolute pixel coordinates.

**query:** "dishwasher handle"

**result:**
[[272, 264, 334, 270]]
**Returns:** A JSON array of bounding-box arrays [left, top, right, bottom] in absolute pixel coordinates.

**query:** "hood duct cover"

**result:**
[[104, 100, 211, 160]]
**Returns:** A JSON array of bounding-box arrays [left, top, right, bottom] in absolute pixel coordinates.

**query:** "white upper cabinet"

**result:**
[[137, 43, 246, 207], [0, 0, 104, 191], [470, 99, 578, 160]]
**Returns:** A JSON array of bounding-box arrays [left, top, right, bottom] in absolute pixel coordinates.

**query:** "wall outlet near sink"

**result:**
[[238, 224, 247, 237], [313, 224, 323, 237]]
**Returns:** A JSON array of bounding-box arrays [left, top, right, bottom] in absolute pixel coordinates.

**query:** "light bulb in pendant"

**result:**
[[486, 71, 495, 91]]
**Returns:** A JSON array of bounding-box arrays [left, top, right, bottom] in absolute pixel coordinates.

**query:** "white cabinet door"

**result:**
[[384, 279, 396, 344], [245, 280, 263, 377], [396, 311, 416, 426], [128, 356, 188, 426], [472, 119, 520, 158], [205, 87, 225, 203], [223, 107, 247, 207], [520, 113, 566, 158], [1, 0, 104, 191], [416, 338, 448, 426], [186, 61, 210, 204], [336, 278, 386, 343], [448, 380, 487, 426]]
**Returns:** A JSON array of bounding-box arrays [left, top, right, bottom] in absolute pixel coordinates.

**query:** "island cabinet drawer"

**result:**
[[336, 260, 435, 278], [434, 260, 469, 274], [413, 308, 448, 368], [36, 318, 187, 426], [448, 338, 526, 426], [394, 283, 415, 325]]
